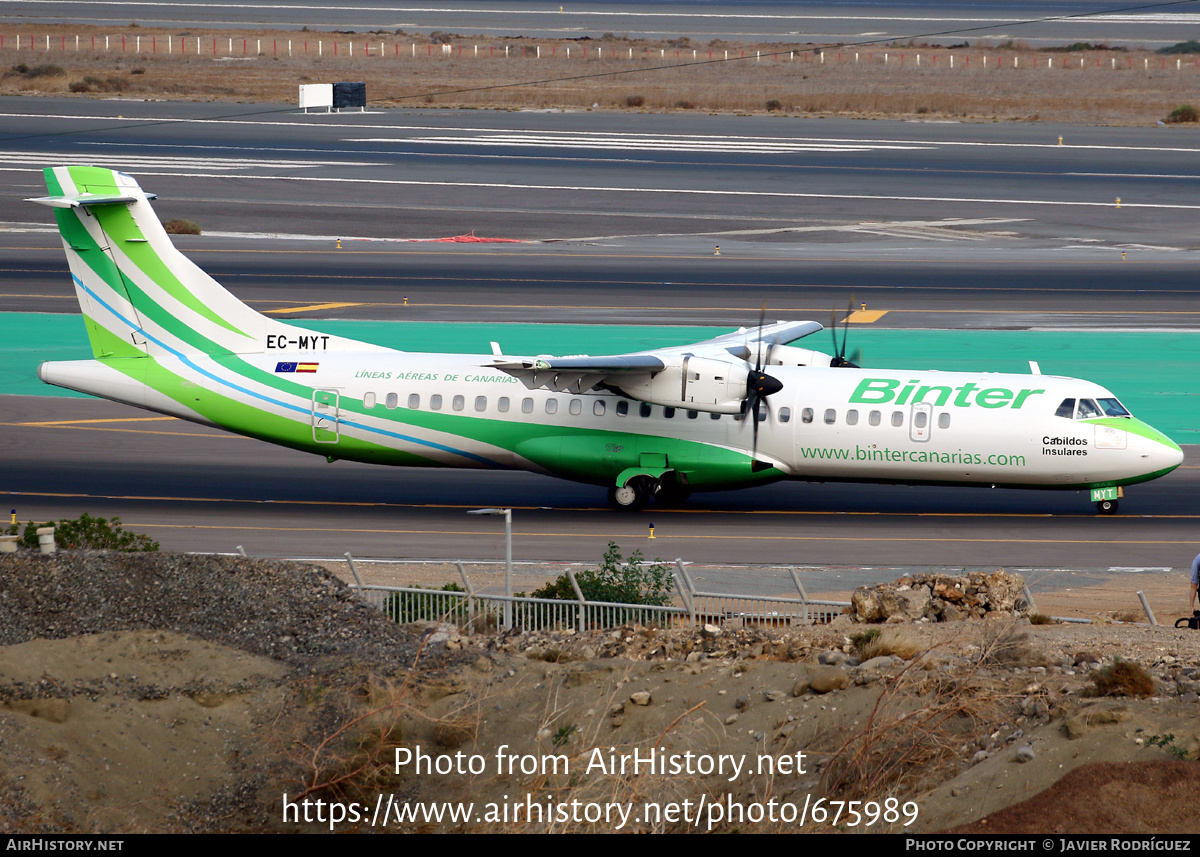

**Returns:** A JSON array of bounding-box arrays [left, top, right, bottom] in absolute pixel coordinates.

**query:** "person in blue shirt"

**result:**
[[1192, 552, 1200, 613]]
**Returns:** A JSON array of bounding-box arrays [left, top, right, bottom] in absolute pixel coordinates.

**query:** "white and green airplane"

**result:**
[[31, 166, 1183, 514]]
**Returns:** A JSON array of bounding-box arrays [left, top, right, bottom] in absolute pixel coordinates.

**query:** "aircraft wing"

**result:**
[[488, 320, 824, 396]]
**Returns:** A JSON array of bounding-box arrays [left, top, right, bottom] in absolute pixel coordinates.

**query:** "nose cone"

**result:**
[[1163, 440, 1185, 471], [1131, 419, 1184, 476], [750, 371, 783, 398]]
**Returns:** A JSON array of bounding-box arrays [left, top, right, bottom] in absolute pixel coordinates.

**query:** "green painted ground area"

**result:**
[[3, 313, 1195, 443]]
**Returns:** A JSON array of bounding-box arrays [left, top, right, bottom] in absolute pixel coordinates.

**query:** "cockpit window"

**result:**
[[1075, 398, 1102, 419], [1055, 398, 1075, 419], [1097, 397, 1131, 417]]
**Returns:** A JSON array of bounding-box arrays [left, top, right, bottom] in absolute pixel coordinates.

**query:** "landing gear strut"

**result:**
[[1096, 499, 1119, 515]]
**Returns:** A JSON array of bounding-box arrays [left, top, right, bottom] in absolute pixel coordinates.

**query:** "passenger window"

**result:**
[[755, 402, 768, 422], [452, 395, 465, 412], [914, 411, 928, 428], [869, 410, 881, 426], [545, 399, 558, 415], [891, 411, 903, 427], [640, 402, 652, 418], [687, 409, 698, 419], [386, 392, 399, 410], [616, 401, 629, 416], [594, 400, 607, 416], [1076, 398, 1102, 419], [664, 407, 676, 419], [1055, 398, 1076, 418], [569, 399, 582, 415], [363, 392, 376, 409], [824, 408, 836, 425], [475, 396, 487, 412], [779, 407, 791, 423], [430, 394, 443, 411], [498, 397, 510, 413], [521, 398, 534, 414], [846, 409, 859, 426], [938, 413, 951, 429], [801, 408, 814, 424], [710, 412, 722, 420]]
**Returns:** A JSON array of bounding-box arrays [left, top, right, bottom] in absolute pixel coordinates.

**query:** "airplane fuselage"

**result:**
[[40, 350, 1182, 496], [30, 165, 1183, 514]]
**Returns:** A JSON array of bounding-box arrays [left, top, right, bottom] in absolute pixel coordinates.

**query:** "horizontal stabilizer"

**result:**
[[28, 192, 156, 209]]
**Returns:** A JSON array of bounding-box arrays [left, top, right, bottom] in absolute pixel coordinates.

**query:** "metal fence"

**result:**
[[358, 585, 689, 632], [350, 557, 850, 634]]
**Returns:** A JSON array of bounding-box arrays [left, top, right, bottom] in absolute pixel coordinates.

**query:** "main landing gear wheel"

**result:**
[[654, 484, 692, 508], [654, 473, 691, 507], [608, 480, 649, 512], [1096, 499, 1119, 515]]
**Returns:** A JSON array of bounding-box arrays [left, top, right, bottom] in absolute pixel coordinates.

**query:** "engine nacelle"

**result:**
[[614, 356, 750, 414], [767, 344, 833, 368]]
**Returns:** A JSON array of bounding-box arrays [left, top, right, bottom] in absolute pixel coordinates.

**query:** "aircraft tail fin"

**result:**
[[30, 165, 378, 359]]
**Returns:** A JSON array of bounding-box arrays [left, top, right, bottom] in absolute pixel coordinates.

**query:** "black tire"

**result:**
[[654, 475, 692, 507], [1096, 499, 1118, 515], [608, 481, 648, 512]]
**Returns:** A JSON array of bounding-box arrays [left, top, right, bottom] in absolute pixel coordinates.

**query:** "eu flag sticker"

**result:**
[[275, 362, 298, 373]]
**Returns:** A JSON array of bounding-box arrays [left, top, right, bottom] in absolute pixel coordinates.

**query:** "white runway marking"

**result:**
[[7, 1, 1200, 27], [0, 150, 380, 171], [5, 110, 1200, 156], [5, 164, 1198, 212], [351, 133, 929, 155]]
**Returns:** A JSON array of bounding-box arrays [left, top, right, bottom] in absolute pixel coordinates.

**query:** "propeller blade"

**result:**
[[828, 298, 861, 368], [755, 301, 767, 373]]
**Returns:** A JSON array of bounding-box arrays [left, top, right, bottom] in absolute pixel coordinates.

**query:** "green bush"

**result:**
[[1158, 40, 1200, 55], [384, 581, 466, 623], [1165, 104, 1199, 123], [5, 513, 158, 551], [532, 542, 672, 607]]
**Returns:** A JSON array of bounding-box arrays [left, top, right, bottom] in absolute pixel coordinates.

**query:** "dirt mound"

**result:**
[[2, 551, 1198, 833], [951, 761, 1200, 833]]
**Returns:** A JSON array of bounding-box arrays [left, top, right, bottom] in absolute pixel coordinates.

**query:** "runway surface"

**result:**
[[2, 99, 1197, 572], [1, 1, 1196, 47], [4, 396, 1198, 569]]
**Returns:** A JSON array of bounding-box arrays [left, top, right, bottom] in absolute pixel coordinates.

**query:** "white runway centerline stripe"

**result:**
[[7, 167, 1198, 212], [350, 133, 930, 155], [6, 111, 1200, 156], [0, 150, 381, 172]]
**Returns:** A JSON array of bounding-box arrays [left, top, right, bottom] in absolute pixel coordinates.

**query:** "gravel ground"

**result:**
[[2, 550, 1199, 833]]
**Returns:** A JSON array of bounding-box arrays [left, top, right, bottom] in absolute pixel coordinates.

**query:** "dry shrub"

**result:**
[[818, 654, 1006, 803], [624, 94, 644, 107], [858, 629, 923, 661], [1028, 613, 1056, 625], [976, 622, 1045, 668], [1085, 659, 1156, 699], [163, 218, 201, 235], [275, 637, 480, 803]]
